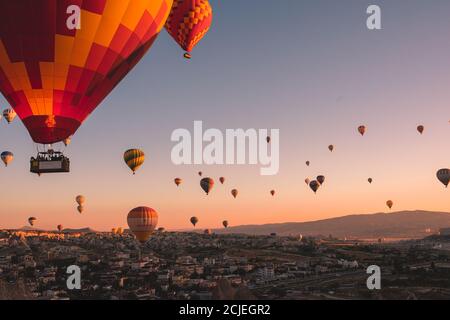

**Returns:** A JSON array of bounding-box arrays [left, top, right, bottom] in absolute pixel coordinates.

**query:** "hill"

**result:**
[[213, 210, 450, 239], [61, 227, 97, 234]]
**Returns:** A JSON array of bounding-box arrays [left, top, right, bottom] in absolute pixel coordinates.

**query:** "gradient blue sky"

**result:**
[[0, 0, 449, 231]]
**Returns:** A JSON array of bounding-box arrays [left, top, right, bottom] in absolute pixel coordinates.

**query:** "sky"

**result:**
[[0, 0, 449, 231]]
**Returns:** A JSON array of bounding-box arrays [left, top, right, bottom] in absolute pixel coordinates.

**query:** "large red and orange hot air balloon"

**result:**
[[165, 0, 213, 59], [0, 1, 173, 145]]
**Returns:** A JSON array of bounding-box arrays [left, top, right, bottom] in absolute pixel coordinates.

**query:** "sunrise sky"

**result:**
[[0, 0, 449, 231]]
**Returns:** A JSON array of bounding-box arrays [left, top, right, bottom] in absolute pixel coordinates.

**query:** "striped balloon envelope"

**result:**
[[127, 206, 159, 243], [0, 0, 173, 144], [124, 148, 145, 174]]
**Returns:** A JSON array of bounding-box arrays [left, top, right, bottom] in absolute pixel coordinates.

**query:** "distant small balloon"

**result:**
[[174, 178, 182, 187], [77, 205, 84, 214], [63, 137, 72, 146], [28, 217, 37, 226], [219, 177, 225, 184], [198, 171, 203, 177], [123, 149, 145, 175], [3, 108, 16, 124], [75, 195, 85, 206], [1, 151, 14, 167], [266, 136, 271, 143], [200, 177, 214, 195], [305, 178, 311, 185], [57, 225, 63, 232], [328, 145, 334, 152], [368, 178, 373, 184], [309, 180, 320, 194], [417, 125, 424, 135], [358, 125, 366, 136], [317, 175, 325, 185], [386, 200, 393, 210], [223, 220, 229, 228], [190, 216, 199, 227], [270, 190, 275, 196], [306, 161, 310, 166], [231, 189, 238, 199], [436, 169, 450, 188]]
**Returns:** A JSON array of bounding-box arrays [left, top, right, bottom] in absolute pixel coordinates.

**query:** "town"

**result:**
[[0, 229, 449, 300]]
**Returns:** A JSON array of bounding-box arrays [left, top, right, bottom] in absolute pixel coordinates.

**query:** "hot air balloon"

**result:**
[[317, 175, 325, 185], [436, 169, 450, 188], [368, 178, 373, 184], [165, 0, 213, 58], [2, 109, 16, 124], [219, 177, 225, 184], [190, 216, 199, 227], [124, 149, 145, 175], [0, 1, 172, 148], [358, 125, 366, 136], [309, 180, 320, 194], [231, 189, 238, 199], [266, 136, 271, 144], [75, 195, 85, 206], [204, 229, 212, 235], [270, 190, 275, 196], [200, 177, 214, 195], [198, 171, 203, 177], [77, 205, 84, 214], [28, 217, 37, 226], [386, 200, 393, 210], [417, 125, 424, 135], [174, 178, 183, 187], [127, 207, 159, 244], [57, 225, 63, 232], [305, 178, 311, 185], [1, 151, 13, 167], [117, 227, 124, 235], [306, 161, 310, 167], [63, 137, 71, 147], [223, 220, 229, 228], [328, 145, 334, 152]]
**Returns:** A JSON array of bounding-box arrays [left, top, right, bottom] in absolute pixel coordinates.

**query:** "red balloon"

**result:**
[[0, 1, 171, 144], [165, 0, 213, 56]]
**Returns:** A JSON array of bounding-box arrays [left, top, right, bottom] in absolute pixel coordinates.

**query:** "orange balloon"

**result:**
[[165, 0, 213, 56], [127, 207, 159, 243]]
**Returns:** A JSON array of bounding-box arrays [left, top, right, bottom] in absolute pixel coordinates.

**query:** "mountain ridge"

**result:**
[[212, 210, 450, 239]]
